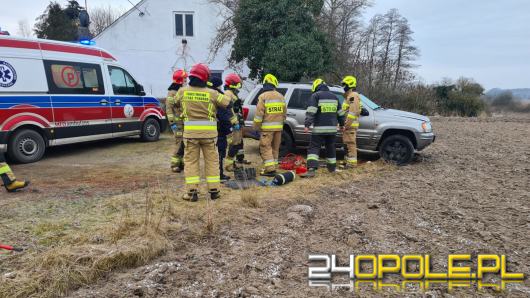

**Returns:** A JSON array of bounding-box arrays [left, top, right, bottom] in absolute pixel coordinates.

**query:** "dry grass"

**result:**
[[240, 188, 261, 208], [0, 151, 394, 297]]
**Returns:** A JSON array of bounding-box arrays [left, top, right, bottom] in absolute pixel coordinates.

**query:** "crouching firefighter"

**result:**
[[208, 77, 238, 182], [166, 69, 188, 173], [302, 79, 345, 178], [341, 75, 362, 168], [1, 153, 30, 193], [174, 63, 231, 201], [253, 74, 287, 176], [224, 73, 250, 172]]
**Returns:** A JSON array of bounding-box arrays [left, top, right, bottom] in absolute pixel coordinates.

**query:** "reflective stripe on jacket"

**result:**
[[305, 86, 345, 135], [342, 90, 362, 129], [254, 86, 286, 132], [175, 86, 231, 138]]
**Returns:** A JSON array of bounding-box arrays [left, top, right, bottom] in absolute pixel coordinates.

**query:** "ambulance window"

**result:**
[[44, 60, 104, 95], [109, 66, 138, 95]]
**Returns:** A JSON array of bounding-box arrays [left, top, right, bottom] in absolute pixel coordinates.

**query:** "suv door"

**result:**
[[287, 88, 312, 144], [107, 65, 144, 136]]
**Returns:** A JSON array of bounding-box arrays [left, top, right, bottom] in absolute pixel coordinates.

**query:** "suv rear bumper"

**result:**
[[417, 132, 435, 151]]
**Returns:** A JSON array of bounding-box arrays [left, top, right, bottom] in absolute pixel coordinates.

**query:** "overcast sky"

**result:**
[[2, 0, 529, 89]]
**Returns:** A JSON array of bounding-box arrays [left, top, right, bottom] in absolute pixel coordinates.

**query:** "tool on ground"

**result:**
[[271, 171, 296, 186], [279, 154, 306, 171], [0, 244, 23, 252]]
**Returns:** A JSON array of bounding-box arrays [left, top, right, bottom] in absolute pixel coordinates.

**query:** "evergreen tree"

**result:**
[[34, 1, 81, 41]]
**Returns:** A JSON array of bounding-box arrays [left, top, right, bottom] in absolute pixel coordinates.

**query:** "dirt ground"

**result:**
[[1, 114, 529, 297]]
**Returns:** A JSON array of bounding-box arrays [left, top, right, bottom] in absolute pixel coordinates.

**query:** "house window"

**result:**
[[175, 13, 194, 37]]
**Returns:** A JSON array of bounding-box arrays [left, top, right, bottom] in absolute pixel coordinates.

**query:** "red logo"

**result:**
[[61, 66, 80, 87]]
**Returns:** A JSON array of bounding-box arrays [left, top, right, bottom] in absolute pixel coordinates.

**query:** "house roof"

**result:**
[[94, 0, 149, 38]]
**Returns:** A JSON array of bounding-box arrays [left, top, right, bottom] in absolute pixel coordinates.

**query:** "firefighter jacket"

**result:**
[[225, 89, 244, 125], [214, 89, 235, 138], [253, 84, 287, 132], [342, 89, 362, 129], [166, 84, 183, 124], [305, 85, 345, 135], [174, 86, 231, 138]]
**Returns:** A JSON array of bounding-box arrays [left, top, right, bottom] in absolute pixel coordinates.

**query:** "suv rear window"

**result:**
[[288, 89, 312, 110], [250, 88, 287, 105], [44, 60, 104, 95]]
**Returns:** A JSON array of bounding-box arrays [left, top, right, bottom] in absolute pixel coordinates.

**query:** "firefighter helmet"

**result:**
[[225, 73, 242, 89], [342, 76, 357, 89], [312, 78, 325, 93], [262, 74, 279, 88], [189, 63, 210, 82], [172, 69, 188, 84]]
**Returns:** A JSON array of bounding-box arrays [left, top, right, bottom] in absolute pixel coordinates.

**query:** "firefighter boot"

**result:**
[[175, 161, 184, 173], [224, 158, 236, 172], [6, 180, 30, 192], [300, 168, 316, 178], [209, 189, 221, 201], [182, 190, 199, 202], [2, 174, 30, 193]]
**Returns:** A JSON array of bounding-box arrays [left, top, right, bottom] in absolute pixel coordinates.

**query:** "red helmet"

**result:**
[[224, 73, 242, 89], [189, 63, 210, 82], [172, 69, 188, 84]]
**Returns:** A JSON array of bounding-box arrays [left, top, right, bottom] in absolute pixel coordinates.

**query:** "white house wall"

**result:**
[[94, 0, 233, 98]]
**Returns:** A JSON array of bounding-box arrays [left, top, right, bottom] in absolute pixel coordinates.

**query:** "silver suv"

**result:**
[[243, 83, 435, 164]]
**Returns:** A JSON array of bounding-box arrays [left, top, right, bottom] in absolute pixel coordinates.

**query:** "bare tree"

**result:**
[[208, 0, 239, 62], [17, 19, 32, 38], [89, 5, 124, 36]]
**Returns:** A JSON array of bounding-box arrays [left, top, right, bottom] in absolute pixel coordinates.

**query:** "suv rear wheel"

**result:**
[[141, 118, 161, 142], [379, 135, 414, 165], [279, 130, 295, 157], [8, 129, 46, 163]]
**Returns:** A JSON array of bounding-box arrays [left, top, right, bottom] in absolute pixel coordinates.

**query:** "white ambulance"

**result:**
[[0, 36, 166, 163]]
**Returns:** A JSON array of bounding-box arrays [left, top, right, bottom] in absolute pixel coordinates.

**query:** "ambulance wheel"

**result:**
[[8, 129, 46, 164], [141, 118, 160, 142]]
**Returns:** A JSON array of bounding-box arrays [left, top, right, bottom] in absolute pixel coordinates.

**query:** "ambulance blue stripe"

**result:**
[[0, 95, 160, 109]]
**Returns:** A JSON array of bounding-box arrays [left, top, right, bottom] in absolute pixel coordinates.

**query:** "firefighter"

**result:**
[[1, 153, 30, 192], [302, 79, 345, 178], [166, 69, 188, 173], [208, 77, 237, 182], [224, 73, 249, 172], [174, 63, 231, 201], [341, 75, 362, 168], [253, 74, 287, 176]]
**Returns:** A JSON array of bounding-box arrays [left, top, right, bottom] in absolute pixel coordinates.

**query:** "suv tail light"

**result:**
[[242, 106, 249, 121]]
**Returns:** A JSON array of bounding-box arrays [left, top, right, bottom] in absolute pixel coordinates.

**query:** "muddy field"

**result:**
[[1, 114, 529, 297]]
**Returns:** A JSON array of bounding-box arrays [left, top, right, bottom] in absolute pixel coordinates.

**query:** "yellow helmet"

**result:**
[[312, 78, 325, 93], [342, 76, 357, 89], [262, 74, 279, 88]]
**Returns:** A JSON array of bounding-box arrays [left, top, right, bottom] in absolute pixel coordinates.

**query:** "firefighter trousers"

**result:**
[[171, 129, 185, 167], [183, 138, 220, 192], [227, 130, 244, 161], [217, 135, 228, 178], [0, 153, 16, 186], [343, 129, 358, 166], [260, 131, 282, 172], [307, 134, 337, 172]]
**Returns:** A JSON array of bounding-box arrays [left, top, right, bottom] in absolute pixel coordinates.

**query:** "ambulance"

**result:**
[[0, 36, 166, 163]]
